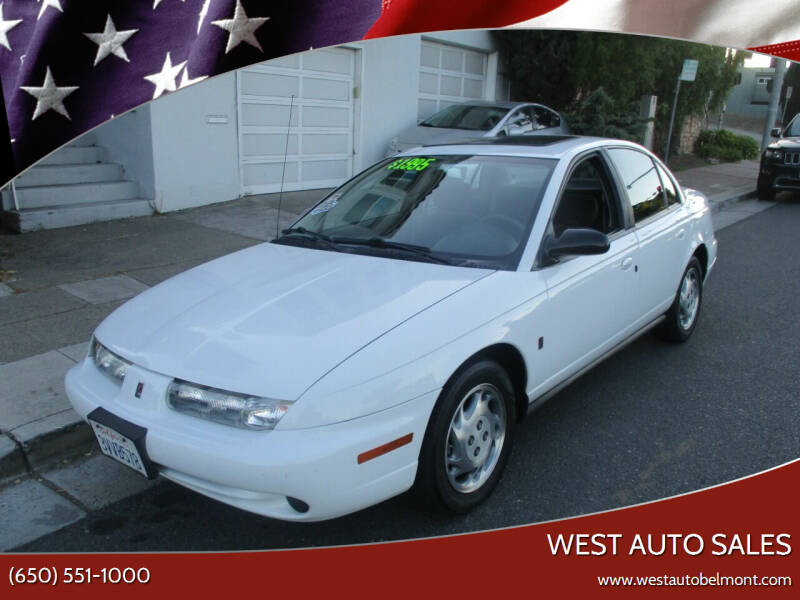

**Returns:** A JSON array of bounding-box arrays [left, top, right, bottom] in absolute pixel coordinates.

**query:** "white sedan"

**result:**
[[66, 136, 717, 521]]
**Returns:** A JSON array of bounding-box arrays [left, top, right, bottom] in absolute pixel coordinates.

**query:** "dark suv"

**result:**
[[758, 114, 800, 200]]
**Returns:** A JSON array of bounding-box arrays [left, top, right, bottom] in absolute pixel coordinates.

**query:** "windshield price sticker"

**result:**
[[387, 157, 436, 171]]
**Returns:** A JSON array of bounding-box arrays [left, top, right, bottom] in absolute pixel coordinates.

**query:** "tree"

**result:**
[[494, 31, 744, 157]]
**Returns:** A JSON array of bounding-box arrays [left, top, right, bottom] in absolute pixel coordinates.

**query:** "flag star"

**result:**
[[0, 3, 22, 52], [197, 0, 210, 34], [178, 66, 207, 89], [212, 0, 269, 54], [144, 52, 186, 99], [36, 0, 62, 20], [153, 0, 185, 9], [84, 15, 138, 66], [20, 66, 79, 120]]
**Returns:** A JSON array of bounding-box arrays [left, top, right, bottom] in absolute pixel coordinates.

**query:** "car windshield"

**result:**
[[275, 154, 556, 270], [784, 116, 800, 137], [420, 105, 510, 131]]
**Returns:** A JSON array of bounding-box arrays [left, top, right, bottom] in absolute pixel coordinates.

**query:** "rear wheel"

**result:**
[[414, 360, 515, 513], [656, 257, 703, 343]]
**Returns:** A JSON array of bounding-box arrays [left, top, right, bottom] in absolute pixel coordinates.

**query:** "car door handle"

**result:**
[[620, 256, 633, 270], [676, 228, 686, 240]]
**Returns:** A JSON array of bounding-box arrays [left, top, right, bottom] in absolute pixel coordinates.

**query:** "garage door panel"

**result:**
[[243, 162, 298, 186], [241, 103, 299, 127], [242, 133, 298, 157], [463, 79, 482, 98], [303, 50, 353, 75], [418, 99, 437, 120], [303, 78, 350, 101], [302, 133, 349, 155], [419, 72, 438, 94], [241, 72, 298, 97], [420, 44, 439, 68], [440, 75, 462, 97], [302, 159, 349, 181], [441, 48, 463, 71], [302, 105, 349, 128], [465, 53, 485, 75]]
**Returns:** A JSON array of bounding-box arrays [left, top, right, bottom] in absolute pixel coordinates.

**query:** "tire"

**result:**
[[413, 360, 516, 513], [757, 173, 775, 201], [656, 257, 703, 343]]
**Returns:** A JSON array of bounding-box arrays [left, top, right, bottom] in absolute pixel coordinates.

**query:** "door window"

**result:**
[[608, 148, 668, 222], [552, 155, 622, 236]]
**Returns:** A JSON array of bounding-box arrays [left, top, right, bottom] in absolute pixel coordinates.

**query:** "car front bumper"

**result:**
[[65, 358, 437, 521], [760, 160, 800, 191]]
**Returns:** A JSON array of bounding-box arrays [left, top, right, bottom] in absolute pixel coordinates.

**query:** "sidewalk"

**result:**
[[0, 160, 765, 488]]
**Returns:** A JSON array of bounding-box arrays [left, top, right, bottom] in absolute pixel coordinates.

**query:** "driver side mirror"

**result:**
[[543, 228, 610, 262], [771, 127, 782, 138]]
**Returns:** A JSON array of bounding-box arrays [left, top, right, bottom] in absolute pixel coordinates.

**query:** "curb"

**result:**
[[707, 187, 757, 213], [0, 435, 25, 481], [0, 422, 95, 485]]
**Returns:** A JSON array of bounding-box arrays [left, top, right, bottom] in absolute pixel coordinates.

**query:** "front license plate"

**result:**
[[87, 408, 156, 479]]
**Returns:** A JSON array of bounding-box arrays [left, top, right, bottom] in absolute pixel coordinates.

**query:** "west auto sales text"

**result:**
[[547, 533, 792, 556]]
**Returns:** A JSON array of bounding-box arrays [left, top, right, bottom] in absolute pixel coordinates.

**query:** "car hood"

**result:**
[[396, 124, 490, 147], [95, 243, 490, 400], [772, 137, 800, 149]]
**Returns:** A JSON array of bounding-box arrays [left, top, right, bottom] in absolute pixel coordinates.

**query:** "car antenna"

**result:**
[[275, 94, 295, 239]]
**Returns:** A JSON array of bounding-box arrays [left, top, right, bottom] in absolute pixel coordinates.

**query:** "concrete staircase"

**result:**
[[1, 134, 153, 232]]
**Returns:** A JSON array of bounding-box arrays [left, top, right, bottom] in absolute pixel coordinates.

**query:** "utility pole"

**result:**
[[761, 58, 788, 150]]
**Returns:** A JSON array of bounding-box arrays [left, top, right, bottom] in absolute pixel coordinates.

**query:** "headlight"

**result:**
[[91, 339, 131, 384], [765, 149, 783, 160], [167, 380, 292, 430]]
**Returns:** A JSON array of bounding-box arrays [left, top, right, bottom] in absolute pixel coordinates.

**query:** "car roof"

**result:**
[[449, 100, 545, 110], [408, 135, 641, 160]]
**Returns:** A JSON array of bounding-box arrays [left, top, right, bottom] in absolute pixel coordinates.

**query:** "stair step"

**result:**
[[14, 180, 139, 209], [39, 146, 106, 166], [3, 198, 154, 232], [66, 132, 97, 147], [16, 163, 123, 187]]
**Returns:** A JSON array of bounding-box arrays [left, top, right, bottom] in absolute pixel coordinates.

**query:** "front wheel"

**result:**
[[413, 360, 516, 513], [656, 257, 703, 343], [757, 173, 775, 201]]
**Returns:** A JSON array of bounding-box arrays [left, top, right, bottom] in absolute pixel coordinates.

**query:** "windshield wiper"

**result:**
[[277, 227, 341, 249], [332, 237, 454, 265]]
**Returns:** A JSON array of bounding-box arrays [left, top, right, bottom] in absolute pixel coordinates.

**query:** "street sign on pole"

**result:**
[[665, 59, 698, 162], [680, 59, 699, 82]]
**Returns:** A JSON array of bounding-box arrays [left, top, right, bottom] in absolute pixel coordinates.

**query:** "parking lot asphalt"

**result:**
[[5, 190, 797, 552]]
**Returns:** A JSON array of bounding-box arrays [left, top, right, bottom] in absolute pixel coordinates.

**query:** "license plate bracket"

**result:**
[[87, 407, 157, 479]]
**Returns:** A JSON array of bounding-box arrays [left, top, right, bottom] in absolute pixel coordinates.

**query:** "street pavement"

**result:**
[[1, 158, 792, 551]]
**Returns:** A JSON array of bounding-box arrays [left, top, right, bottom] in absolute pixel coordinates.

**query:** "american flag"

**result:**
[[0, 0, 386, 184]]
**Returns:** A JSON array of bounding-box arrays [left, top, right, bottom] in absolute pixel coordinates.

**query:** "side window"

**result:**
[[655, 163, 680, 206], [533, 106, 560, 129], [506, 108, 533, 132], [552, 155, 622, 236], [608, 148, 667, 223]]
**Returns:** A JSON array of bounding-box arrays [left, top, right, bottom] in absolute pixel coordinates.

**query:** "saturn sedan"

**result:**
[[66, 136, 717, 521]]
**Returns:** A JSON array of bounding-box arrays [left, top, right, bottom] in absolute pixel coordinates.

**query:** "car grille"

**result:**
[[783, 151, 800, 165]]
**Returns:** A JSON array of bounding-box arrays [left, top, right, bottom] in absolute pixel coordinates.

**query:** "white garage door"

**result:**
[[418, 41, 487, 121], [237, 48, 355, 195]]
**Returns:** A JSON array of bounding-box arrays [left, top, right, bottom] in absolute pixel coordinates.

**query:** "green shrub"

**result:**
[[695, 129, 759, 161]]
